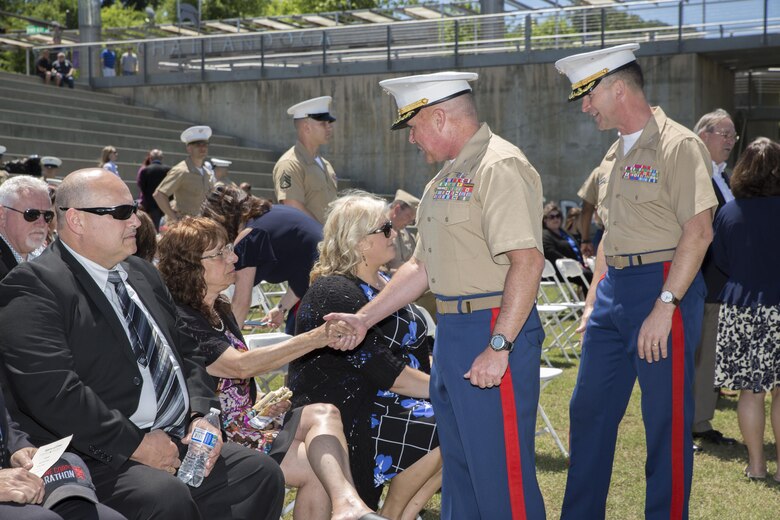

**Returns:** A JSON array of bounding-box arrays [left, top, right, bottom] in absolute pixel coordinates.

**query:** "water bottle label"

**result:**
[[191, 428, 218, 448]]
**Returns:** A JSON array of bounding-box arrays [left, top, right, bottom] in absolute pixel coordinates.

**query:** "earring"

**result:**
[[362, 253, 368, 267]]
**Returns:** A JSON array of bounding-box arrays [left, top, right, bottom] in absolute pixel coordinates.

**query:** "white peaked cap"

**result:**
[[379, 71, 478, 130], [181, 125, 212, 144], [555, 43, 640, 101], [287, 96, 336, 122]]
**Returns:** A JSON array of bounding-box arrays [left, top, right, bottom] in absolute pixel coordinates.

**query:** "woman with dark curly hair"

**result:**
[[158, 217, 387, 520], [201, 185, 322, 332], [712, 137, 780, 480]]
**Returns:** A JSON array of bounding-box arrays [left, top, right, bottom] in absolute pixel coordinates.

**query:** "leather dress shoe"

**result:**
[[693, 442, 703, 454], [693, 429, 737, 445]]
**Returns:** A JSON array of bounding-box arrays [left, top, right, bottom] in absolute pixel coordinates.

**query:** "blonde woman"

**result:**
[[289, 192, 442, 520], [99, 146, 120, 177]]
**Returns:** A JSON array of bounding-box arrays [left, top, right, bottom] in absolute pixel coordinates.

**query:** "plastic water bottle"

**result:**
[[177, 408, 221, 487]]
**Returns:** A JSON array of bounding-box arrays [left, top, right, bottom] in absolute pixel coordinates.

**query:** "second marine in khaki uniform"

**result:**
[[274, 96, 338, 224]]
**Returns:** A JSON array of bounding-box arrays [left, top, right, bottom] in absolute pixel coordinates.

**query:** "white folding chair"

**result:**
[[555, 258, 590, 305], [537, 261, 581, 364], [537, 367, 568, 458], [243, 332, 292, 394]]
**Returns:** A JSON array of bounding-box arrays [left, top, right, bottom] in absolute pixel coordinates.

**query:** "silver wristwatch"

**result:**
[[489, 333, 514, 353]]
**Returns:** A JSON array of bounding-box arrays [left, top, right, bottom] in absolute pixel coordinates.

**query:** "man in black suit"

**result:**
[[0, 176, 52, 281], [690, 108, 739, 449], [136, 149, 169, 230], [0, 169, 284, 520]]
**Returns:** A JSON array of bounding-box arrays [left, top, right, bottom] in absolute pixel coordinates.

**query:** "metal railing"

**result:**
[[28, 0, 779, 86]]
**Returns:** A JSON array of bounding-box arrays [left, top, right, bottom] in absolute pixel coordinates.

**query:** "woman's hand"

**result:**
[[262, 306, 285, 328], [324, 319, 361, 351], [262, 399, 292, 418]]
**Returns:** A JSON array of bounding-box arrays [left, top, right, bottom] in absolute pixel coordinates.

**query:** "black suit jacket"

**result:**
[[137, 162, 171, 212], [702, 171, 731, 303], [0, 387, 34, 469], [0, 239, 217, 470], [0, 238, 18, 282]]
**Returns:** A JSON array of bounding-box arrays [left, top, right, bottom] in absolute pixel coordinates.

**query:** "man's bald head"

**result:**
[[57, 169, 139, 268]]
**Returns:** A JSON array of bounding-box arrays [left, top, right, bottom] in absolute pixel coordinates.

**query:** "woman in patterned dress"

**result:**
[[289, 192, 442, 520], [713, 137, 780, 480], [158, 217, 386, 520]]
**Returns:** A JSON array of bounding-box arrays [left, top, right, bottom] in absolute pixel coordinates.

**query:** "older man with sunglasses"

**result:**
[[0, 175, 52, 280], [0, 168, 285, 520]]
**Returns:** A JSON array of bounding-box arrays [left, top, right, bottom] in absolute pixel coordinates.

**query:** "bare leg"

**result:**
[[770, 387, 780, 481], [281, 404, 373, 520], [380, 448, 442, 520], [738, 389, 767, 477]]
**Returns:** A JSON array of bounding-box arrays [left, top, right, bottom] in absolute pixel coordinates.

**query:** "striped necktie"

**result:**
[[108, 271, 187, 438]]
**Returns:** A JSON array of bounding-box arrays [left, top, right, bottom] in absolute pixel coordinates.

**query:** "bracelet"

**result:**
[[276, 303, 287, 313]]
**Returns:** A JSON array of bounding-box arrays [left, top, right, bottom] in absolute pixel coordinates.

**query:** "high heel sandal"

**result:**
[[744, 467, 767, 480]]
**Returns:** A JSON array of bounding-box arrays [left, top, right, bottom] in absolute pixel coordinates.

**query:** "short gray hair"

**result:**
[[0, 175, 49, 206], [693, 109, 732, 135]]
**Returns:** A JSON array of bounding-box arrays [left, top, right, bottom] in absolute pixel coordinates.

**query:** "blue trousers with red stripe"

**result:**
[[432, 304, 546, 520], [561, 262, 704, 520]]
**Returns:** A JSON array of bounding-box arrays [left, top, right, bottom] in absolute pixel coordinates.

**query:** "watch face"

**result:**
[[490, 335, 505, 350], [660, 291, 672, 303]]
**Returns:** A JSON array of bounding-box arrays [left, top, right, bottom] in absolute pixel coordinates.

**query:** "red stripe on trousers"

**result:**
[[663, 262, 685, 520], [492, 308, 526, 520]]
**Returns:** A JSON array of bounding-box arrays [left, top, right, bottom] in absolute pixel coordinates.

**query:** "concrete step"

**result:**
[[2, 72, 133, 106], [0, 86, 164, 119], [0, 109, 238, 147], [0, 136, 277, 177], [1, 122, 279, 163], [0, 98, 201, 133]]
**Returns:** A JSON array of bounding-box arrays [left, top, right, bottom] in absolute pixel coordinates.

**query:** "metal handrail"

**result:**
[[24, 0, 777, 84]]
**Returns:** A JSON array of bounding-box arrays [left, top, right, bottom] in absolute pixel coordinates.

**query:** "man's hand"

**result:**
[[464, 348, 509, 388], [130, 429, 181, 474], [9, 447, 37, 471], [181, 418, 223, 479], [575, 303, 594, 334], [637, 301, 675, 363], [323, 313, 367, 351], [581, 242, 595, 258], [0, 468, 45, 504]]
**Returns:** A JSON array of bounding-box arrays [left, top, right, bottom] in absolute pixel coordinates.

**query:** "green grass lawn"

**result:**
[[248, 309, 780, 519]]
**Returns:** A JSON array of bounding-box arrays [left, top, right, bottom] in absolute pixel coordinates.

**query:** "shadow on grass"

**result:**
[[536, 452, 570, 473]]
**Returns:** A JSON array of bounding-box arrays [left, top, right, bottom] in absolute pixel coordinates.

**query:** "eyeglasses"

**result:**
[[2, 205, 55, 223], [709, 130, 739, 142], [369, 220, 393, 238], [59, 202, 138, 220], [546, 213, 562, 220], [201, 242, 234, 260]]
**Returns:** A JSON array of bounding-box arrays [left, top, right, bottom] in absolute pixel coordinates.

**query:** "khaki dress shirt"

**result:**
[[154, 158, 213, 217], [595, 107, 717, 256], [414, 124, 544, 297], [273, 141, 338, 224], [577, 165, 608, 206]]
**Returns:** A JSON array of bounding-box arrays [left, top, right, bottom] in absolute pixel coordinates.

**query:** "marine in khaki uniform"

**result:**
[[326, 72, 547, 520], [555, 43, 717, 520], [385, 189, 419, 273], [274, 96, 338, 224], [153, 125, 214, 221]]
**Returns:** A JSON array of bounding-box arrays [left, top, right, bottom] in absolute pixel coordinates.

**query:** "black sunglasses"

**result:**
[[369, 220, 393, 238], [2, 205, 55, 223], [59, 202, 138, 220], [546, 213, 562, 219]]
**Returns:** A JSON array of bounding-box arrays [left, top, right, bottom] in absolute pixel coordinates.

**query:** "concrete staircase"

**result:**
[[0, 71, 280, 200]]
